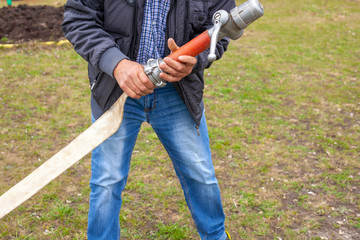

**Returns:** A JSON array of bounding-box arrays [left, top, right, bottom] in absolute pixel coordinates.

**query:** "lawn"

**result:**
[[0, 0, 359, 239]]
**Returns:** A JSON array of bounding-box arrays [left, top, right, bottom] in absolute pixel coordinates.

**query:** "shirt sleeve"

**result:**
[[62, 0, 128, 76]]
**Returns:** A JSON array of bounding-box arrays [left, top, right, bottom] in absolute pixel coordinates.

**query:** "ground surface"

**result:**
[[0, 4, 64, 42], [0, 0, 359, 239]]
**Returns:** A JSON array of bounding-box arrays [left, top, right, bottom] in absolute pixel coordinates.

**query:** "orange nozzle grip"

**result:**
[[167, 30, 211, 62]]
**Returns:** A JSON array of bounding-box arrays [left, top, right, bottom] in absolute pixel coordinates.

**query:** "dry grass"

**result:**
[[0, 0, 359, 239]]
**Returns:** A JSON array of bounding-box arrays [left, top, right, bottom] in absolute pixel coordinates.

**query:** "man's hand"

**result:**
[[159, 38, 197, 82], [113, 59, 155, 99]]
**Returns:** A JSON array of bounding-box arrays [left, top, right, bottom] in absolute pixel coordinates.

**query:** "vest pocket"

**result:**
[[189, 0, 208, 31], [91, 71, 119, 111]]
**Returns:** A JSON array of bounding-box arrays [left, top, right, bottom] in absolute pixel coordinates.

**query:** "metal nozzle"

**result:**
[[230, 0, 264, 30], [208, 10, 229, 62], [207, 0, 264, 62], [143, 58, 167, 87]]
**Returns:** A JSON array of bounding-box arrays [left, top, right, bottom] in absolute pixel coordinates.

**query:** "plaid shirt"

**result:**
[[136, 0, 171, 64]]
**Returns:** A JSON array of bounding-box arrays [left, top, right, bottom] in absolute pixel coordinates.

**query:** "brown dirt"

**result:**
[[0, 4, 64, 43]]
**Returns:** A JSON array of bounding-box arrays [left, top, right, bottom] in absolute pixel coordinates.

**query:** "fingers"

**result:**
[[159, 56, 197, 82], [178, 55, 197, 66], [167, 38, 179, 53], [114, 59, 155, 99], [128, 70, 154, 96], [138, 70, 155, 91]]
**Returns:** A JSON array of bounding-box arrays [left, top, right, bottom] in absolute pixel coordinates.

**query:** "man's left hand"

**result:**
[[159, 38, 197, 82]]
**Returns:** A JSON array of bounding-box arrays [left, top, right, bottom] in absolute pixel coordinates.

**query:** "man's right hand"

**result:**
[[113, 59, 155, 99]]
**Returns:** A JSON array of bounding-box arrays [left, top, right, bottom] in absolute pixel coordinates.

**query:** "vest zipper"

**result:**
[[131, 0, 139, 60], [184, 0, 190, 42], [90, 72, 103, 91], [165, 0, 176, 56], [195, 125, 200, 136]]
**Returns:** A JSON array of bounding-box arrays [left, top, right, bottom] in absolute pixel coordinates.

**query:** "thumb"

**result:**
[[168, 38, 179, 53]]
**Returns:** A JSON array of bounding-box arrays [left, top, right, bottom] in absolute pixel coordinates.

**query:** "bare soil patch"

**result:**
[[0, 4, 64, 43]]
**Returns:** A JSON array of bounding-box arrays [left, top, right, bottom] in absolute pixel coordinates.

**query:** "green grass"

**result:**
[[1, 0, 360, 239]]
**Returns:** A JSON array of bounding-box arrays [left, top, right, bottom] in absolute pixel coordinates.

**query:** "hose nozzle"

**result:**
[[230, 0, 264, 30], [207, 0, 264, 62]]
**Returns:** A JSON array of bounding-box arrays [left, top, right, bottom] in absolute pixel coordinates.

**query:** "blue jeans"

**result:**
[[88, 84, 226, 240]]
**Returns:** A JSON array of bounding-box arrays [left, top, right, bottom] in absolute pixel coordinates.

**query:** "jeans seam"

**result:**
[[144, 90, 157, 112], [171, 158, 201, 233]]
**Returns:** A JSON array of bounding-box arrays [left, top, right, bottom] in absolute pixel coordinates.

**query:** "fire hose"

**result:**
[[0, 0, 264, 219]]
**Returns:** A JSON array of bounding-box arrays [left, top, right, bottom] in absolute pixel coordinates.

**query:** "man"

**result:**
[[62, 0, 235, 239]]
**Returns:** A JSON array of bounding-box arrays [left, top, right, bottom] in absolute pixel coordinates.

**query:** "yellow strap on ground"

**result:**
[[0, 40, 70, 48], [0, 43, 15, 48]]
